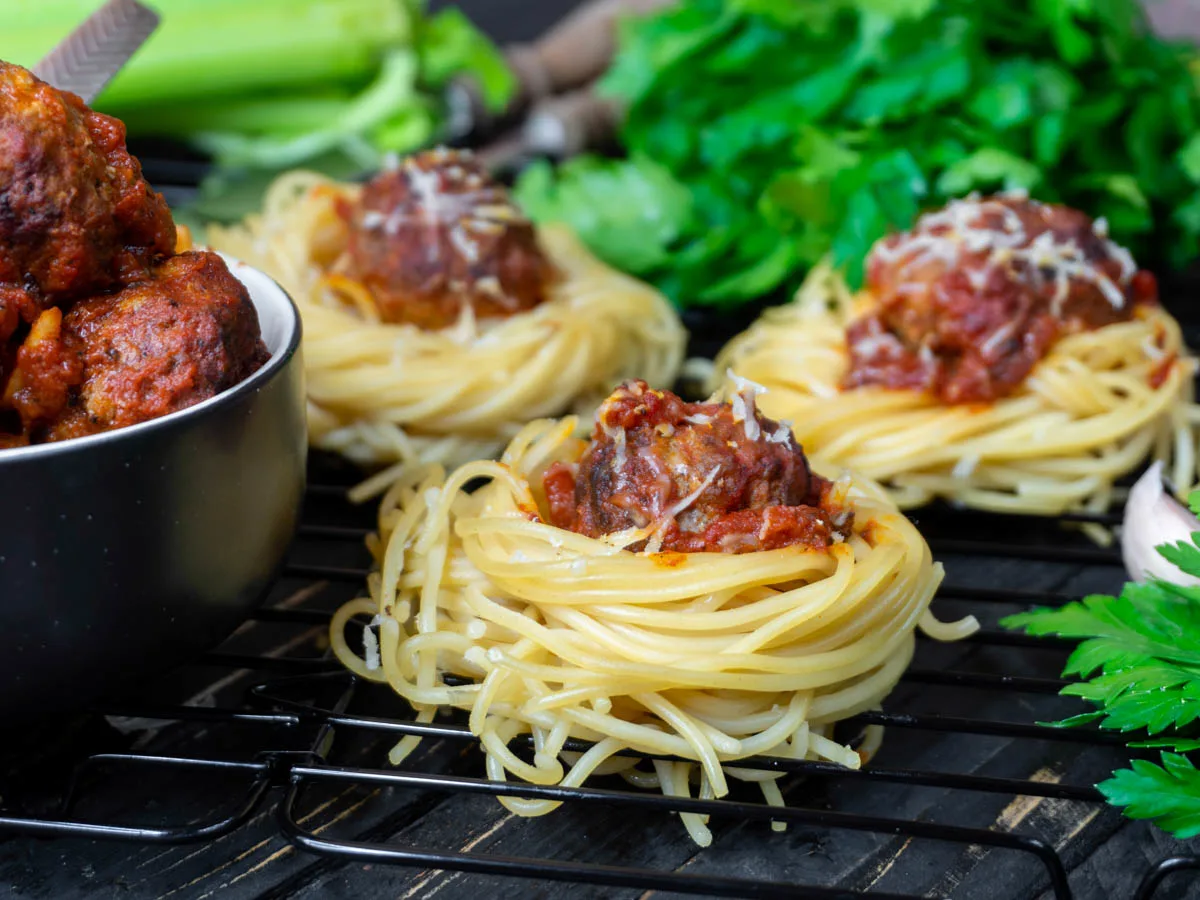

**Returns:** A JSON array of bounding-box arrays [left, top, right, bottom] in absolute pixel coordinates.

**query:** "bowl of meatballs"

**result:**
[[0, 61, 306, 720]]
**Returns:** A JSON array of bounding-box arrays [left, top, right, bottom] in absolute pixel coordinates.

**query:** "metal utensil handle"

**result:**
[[31, 0, 160, 103]]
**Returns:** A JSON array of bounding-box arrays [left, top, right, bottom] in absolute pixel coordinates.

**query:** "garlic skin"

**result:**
[[1121, 461, 1200, 586]]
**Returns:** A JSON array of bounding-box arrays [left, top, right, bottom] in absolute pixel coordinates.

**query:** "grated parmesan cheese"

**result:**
[[766, 421, 792, 444], [980, 322, 1017, 358], [1141, 333, 1166, 361], [664, 465, 723, 522], [849, 330, 904, 359], [448, 223, 481, 263], [868, 195, 1137, 318], [727, 369, 767, 441], [362, 614, 383, 671], [601, 419, 628, 472]]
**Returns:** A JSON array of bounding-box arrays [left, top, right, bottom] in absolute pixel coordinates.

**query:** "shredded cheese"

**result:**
[[601, 419, 628, 472], [980, 322, 1017, 358], [663, 465, 723, 523], [727, 369, 768, 441], [643, 466, 725, 554], [868, 195, 1137, 319], [1141, 333, 1166, 361], [448, 223, 481, 263], [766, 421, 792, 444], [363, 614, 383, 671]]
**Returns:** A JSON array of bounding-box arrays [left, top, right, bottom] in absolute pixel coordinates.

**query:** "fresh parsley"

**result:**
[[515, 0, 1200, 308], [1003, 490, 1200, 838]]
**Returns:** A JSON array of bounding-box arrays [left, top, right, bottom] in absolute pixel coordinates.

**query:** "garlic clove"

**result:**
[[1121, 461, 1200, 586]]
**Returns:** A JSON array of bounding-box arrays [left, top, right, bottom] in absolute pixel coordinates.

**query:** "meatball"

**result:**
[[543, 380, 847, 554], [845, 194, 1158, 404], [6, 251, 269, 442], [338, 148, 556, 329], [0, 62, 175, 336]]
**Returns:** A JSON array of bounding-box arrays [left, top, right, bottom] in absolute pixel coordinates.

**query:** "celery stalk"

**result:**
[[0, 0, 515, 215], [0, 0, 416, 109], [193, 50, 434, 169], [115, 95, 357, 140]]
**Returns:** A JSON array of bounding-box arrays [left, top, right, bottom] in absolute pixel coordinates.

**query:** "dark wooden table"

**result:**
[[5, 3, 1200, 900]]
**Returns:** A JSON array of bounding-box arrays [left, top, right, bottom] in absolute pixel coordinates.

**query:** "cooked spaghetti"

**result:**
[[331, 380, 976, 845], [710, 194, 1200, 523], [206, 150, 684, 477]]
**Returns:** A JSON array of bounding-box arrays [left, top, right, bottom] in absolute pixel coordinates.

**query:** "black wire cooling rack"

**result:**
[[2, 454, 1199, 900]]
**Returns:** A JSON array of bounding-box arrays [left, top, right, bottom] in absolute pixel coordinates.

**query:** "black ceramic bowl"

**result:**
[[0, 258, 305, 721]]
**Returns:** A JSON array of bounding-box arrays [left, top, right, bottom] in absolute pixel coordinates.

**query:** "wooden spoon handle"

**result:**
[[506, 0, 673, 103], [522, 86, 622, 159], [445, 0, 669, 142]]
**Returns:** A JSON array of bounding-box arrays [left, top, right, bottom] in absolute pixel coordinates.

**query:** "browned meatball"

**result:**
[[6, 251, 269, 442], [0, 61, 176, 338], [543, 380, 847, 554], [846, 194, 1158, 404], [338, 148, 556, 330]]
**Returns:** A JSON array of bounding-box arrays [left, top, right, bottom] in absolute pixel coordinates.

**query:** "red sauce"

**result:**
[[844, 195, 1158, 404], [543, 380, 850, 554], [337, 148, 556, 330], [0, 61, 175, 316], [1150, 353, 1178, 390], [0, 63, 267, 447]]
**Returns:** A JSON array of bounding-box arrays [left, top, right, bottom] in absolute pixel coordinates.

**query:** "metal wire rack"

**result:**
[[2, 454, 1199, 900]]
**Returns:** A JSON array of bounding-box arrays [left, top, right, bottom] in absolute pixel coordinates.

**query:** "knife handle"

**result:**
[[506, 0, 674, 103], [522, 87, 622, 160], [445, 0, 670, 142]]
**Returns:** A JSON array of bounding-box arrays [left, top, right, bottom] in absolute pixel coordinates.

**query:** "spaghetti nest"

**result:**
[[207, 172, 684, 472], [331, 415, 976, 845], [711, 263, 1200, 521]]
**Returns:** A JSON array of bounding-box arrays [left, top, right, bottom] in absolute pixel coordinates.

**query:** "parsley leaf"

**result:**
[[517, 0, 1200, 307], [1099, 754, 1200, 839], [1003, 489, 1200, 838]]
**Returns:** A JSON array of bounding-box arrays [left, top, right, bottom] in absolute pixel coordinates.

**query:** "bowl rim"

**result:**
[[0, 255, 302, 463]]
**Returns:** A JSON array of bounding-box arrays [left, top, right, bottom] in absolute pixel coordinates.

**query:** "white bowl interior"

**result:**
[[0, 256, 299, 460], [220, 254, 298, 359]]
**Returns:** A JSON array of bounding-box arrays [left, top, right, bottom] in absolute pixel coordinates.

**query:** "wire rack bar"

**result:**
[[0, 474, 1180, 900]]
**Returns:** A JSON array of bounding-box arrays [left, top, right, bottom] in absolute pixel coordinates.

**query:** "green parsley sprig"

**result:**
[[516, 0, 1200, 309], [1004, 490, 1200, 839]]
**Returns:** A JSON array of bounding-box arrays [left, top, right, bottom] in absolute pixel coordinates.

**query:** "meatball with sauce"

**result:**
[[543, 380, 849, 554], [0, 60, 175, 339], [7, 251, 269, 443], [337, 148, 556, 330], [845, 194, 1159, 404]]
